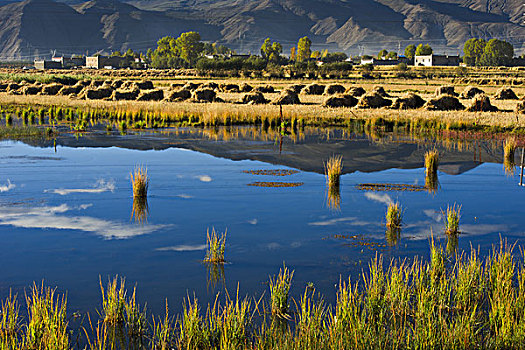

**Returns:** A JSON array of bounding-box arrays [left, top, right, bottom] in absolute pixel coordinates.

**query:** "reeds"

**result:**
[[443, 203, 461, 235], [130, 166, 149, 198], [131, 196, 149, 224], [325, 155, 343, 188], [269, 264, 294, 320], [203, 228, 226, 264], [503, 137, 517, 175], [424, 149, 439, 192], [326, 184, 341, 211], [386, 202, 402, 228]]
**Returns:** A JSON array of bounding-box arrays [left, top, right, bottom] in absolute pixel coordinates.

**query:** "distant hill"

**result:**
[[0, 0, 523, 60]]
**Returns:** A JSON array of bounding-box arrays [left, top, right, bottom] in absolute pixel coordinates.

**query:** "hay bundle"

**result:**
[[111, 80, 124, 89], [165, 88, 192, 102], [170, 82, 185, 89], [494, 87, 518, 100], [220, 83, 240, 92], [90, 80, 104, 88], [517, 100, 525, 114], [272, 90, 301, 105], [302, 83, 325, 95], [372, 86, 390, 97], [84, 87, 114, 100], [0, 82, 8, 91], [240, 92, 268, 104], [135, 80, 154, 90], [112, 89, 139, 101], [287, 84, 305, 94], [424, 95, 464, 111], [345, 86, 366, 97], [136, 89, 164, 101], [391, 93, 425, 109], [322, 94, 358, 108], [324, 84, 346, 95], [78, 79, 91, 87], [192, 88, 217, 102], [40, 83, 63, 95], [58, 85, 83, 95], [6, 83, 21, 92], [201, 82, 219, 90], [183, 82, 201, 91], [435, 85, 457, 96], [460, 86, 485, 99], [465, 94, 498, 112], [357, 92, 392, 108], [254, 85, 275, 93], [239, 83, 253, 92], [20, 85, 42, 95]]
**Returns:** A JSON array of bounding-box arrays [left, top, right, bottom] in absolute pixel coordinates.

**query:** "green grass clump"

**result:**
[[325, 155, 343, 188], [443, 203, 461, 235], [130, 166, 149, 198], [204, 228, 226, 264], [386, 202, 402, 228], [269, 264, 294, 320]]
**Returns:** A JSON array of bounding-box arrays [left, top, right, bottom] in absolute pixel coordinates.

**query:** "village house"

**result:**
[[414, 54, 460, 67]]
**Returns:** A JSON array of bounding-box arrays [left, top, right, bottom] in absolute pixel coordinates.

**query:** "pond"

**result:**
[[0, 126, 523, 317]]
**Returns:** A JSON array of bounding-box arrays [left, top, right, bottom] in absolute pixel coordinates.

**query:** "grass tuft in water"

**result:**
[[99, 276, 127, 326], [325, 155, 343, 188], [131, 196, 149, 224], [204, 228, 227, 264], [503, 137, 517, 175], [269, 264, 294, 320], [443, 203, 461, 235], [386, 202, 402, 228], [130, 166, 149, 198], [424, 149, 439, 192]]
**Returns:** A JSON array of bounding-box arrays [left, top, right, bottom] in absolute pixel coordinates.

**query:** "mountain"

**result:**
[[0, 0, 523, 60]]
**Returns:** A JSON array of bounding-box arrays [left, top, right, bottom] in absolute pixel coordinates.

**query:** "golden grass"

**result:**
[[130, 166, 149, 198], [204, 228, 226, 264], [386, 202, 402, 228], [503, 137, 517, 175], [325, 155, 343, 187], [443, 203, 461, 235]]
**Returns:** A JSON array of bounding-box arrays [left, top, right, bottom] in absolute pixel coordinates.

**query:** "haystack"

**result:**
[[202, 82, 219, 90], [136, 89, 164, 101], [494, 87, 518, 100], [287, 84, 305, 94], [90, 80, 104, 87], [183, 82, 201, 91], [41, 83, 63, 95], [272, 90, 301, 105], [58, 85, 83, 95], [20, 85, 42, 95], [357, 92, 392, 108], [6, 83, 21, 92], [424, 95, 464, 111], [192, 88, 217, 102], [240, 92, 268, 104], [345, 86, 366, 97], [111, 80, 124, 89], [391, 93, 425, 109], [239, 83, 253, 92], [322, 94, 358, 108], [302, 83, 325, 95], [460, 86, 485, 99], [324, 84, 346, 95], [435, 85, 457, 96], [84, 87, 114, 100], [0, 83, 8, 91], [136, 80, 154, 90], [220, 83, 240, 93], [165, 88, 191, 102], [112, 89, 139, 101], [254, 85, 275, 93], [372, 86, 390, 97], [465, 95, 498, 112]]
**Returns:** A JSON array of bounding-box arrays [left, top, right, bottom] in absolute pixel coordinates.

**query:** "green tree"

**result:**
[[260, 38, 282, 62], [296, 36, 312, 62], [125, 48, 135, 57], [386, 51, 398, 59], [404, 44, 416, 60], [175, 31, 204, 65], [311, 50, 321, 59], [415, 44, 433, 56], [110, 51, 122, 57], [378, 49, 388, 59], [290, 47, 296, 61], [478, 39, 514, 66], [463, 38, 486, 66]]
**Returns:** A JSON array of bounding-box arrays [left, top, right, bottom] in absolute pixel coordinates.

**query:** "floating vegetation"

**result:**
[[269, 264, 294, 320], [131, 196, 149, 224], [325, 155, 343, 188], [130, 166, 149, 198], [247, 182, 304, 188], [204, 228, 226, 264], [325, 234, 387, 250], [443, 203, 461, 235], [356, 183, 426, 192], [503, 137, 517, 175], [243, 169, 299, 176]]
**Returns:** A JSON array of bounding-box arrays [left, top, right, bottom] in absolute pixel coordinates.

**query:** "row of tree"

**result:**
[[463, 38, 514, 66]]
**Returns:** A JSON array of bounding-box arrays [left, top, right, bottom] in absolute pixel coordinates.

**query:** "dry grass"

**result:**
[[503, 137, 517, 175], [130, 166, 149, 198], [325, 155, 343, 187]]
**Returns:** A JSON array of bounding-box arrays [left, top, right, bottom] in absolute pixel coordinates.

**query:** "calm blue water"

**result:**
[[0, 129, 523, 316]]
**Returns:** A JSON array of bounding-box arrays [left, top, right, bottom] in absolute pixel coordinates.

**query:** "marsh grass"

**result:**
[[269, 265, 294, 320], [204, 228, 226, 264], [99, 276, 126, 326], [325, 155, 343, 188], [386, 202, 402, 228], [131, 196, 149, 224], [0, 291, 20, 349], [326, 184, 341, 211], [443, 203, 461, 235], [130, 166, 149, 198], [503, 137, 517, 175]]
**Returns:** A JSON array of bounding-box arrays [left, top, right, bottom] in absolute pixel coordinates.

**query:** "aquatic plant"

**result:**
[[325, 155, 343, 188], [130, 166, 149, 198], [99, 276, 127, 325], [503, 137, 517, 175], [386, 202, 402, 228], [204, 228, 226, 264], [443, 203, 461, 235], [269, 264, 294, 320], [131, 196, 149, 224], [425, 149, 439, 192], [326, 184, 341, 211]]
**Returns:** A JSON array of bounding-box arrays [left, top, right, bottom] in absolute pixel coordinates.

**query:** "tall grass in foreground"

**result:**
[[204, 228, 227, 264], [504, 137, 517, 175], [4, 241, 525, 349], [324, 155, 343, 188], [130, 166, 149, 198], [443, 203, 461, 235]]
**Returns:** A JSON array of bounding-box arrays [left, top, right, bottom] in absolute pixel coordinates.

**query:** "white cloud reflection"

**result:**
[[0, 179, 15, 192], [156, 244, 207, 252], [0, 203, 166, 239], [196, 175, 212, 182], [45, 179, 116, 195], [364, 192, 393, 205]]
